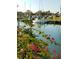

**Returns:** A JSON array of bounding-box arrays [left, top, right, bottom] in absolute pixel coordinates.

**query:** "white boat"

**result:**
[[33, 18, 39, 23]]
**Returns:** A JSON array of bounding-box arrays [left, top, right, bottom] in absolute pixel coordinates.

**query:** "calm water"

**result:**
[[18, 21, 61, 58], [32, 24, 61, 57]]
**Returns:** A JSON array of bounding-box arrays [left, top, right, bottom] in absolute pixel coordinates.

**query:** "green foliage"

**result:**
[[17, 13, 61, 59], [17, 27, 50, 59]]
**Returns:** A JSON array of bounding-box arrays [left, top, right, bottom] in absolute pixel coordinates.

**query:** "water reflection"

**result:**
[[18, 21, 61, 58], [32, 24, 61, 57]]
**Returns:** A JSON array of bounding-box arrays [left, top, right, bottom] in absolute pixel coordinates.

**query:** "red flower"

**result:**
[[52, 56, 56, 59], [30, 44, 39, 52], [57, 53, 61, 58]]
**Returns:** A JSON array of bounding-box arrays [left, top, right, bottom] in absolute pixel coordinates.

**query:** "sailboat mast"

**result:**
[[30, 0, 31, 11], [39, 0, 40, 11], [24, 0, 26, 11]]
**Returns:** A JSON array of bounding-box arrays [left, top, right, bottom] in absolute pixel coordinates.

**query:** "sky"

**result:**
[[17, 0, 61, 13]]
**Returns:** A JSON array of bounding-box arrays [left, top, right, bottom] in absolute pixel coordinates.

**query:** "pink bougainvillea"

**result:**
[[57, 53, 61, 59], [29, 43, 40, 52], [51, 37, 55, 42], [52, 56, 56, 59]]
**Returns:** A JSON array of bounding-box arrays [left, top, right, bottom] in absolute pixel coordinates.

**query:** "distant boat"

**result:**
[[33, 18, 39, 23], [33, 17, 51, 24]]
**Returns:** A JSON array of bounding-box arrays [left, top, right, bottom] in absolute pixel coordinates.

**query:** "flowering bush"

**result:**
[[17, 17, 61, 59], [17, 28, 51, 59]]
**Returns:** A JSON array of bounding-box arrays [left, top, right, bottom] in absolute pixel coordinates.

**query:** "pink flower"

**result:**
[[53, 49, 56, 53], [52, 49, 56, 57], [57, 53, 61, 58], [51, 37, 55, 42], [52, 56, 56, 59], [30, 44, 40, 52], [44, 46, 48, 51]]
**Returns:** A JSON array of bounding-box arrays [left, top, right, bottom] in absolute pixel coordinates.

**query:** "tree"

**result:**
[[55, 12, 60, 17], [17, 12, 24, 19]]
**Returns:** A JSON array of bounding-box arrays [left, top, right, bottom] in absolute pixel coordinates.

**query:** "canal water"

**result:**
[[18, 21, 61, 58], [32, 24, 61, 57]]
